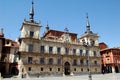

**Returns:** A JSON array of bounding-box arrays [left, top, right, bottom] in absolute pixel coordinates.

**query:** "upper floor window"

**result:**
[[57, 47, 61, 54], [86, 60, 88, 65], [28, 67, 31, 71], [13, 55, 17, 62], [48, 58, 53, 64], [28, 44, 33, 52], [49, 46, 53, 54], [80, 50, 83, 56], [65, 48, 69, 54], [73, 59, 77, 65], [94, 61, 97, 65], [40, 46, 45, 53], [57, 58, 61, 65], [73, 49, 76, 55], [40, 57, 44, 64], [93, 51, 97, 57], [28, 57, 32, 64], [80, 59, 84, 65], [86, 50, 88, 56], [30, 31, 34, 38]]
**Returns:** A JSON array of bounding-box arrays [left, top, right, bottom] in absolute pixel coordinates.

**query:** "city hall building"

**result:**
[[18, 1, 101, 78]]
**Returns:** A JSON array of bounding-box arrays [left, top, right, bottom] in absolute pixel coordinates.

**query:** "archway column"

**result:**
[[112, 66, 115, 73]]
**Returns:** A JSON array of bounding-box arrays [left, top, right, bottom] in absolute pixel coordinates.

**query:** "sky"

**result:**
[[0, 0, 120, 48]]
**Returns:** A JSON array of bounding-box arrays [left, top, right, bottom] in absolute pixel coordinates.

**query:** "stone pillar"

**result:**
[[112, 66, 115, 73], [62, 72, 65, 76]]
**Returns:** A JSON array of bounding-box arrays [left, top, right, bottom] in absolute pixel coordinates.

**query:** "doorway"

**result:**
[[64, 62, 70, 75]]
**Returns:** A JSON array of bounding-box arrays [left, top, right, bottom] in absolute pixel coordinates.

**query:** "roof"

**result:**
[[43, 29, 77, 37], [5, 38, 19, 48], [43, 29, 78, 41], [100, 47, 120, 52]]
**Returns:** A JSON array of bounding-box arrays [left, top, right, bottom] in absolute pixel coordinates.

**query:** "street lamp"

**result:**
[[82, 39, 94, 80]]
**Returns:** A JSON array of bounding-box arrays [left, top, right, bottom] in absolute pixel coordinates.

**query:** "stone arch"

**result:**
[[115, 66, 119, 73], [64, 62, 70, 75]]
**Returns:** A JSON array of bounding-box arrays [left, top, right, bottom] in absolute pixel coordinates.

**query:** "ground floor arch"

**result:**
[[64, 62, 70, 75], [115, 66, 119, 73]]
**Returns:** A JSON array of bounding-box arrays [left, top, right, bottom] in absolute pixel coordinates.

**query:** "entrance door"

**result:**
[[64, 62, 70, 75]]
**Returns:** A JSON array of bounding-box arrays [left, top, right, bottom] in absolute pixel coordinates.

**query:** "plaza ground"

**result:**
[[2, 73, 120, 80]]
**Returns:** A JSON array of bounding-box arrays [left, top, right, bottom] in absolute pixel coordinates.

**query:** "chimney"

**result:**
[[0, 28, 4, 37]]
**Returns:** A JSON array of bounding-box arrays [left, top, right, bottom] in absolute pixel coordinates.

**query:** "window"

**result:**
[[41, 67, 43, 71], [107, 51, 109, 54], [58, 68, 60, 71], [80, 59, 84, 65], [86, 50, 88, 56], [30, 31, 34, 38], [93, 51, 96, 57], [48, 58, 53, 64], [49, 46, 53, 54], [94, 61, 97, 65], [65, 48, 69, 54], [86, 60, 88, 65], [40, 57, 44, 64], [73, 59, 77, 66], [28, 57, 32, 64], [73, 49, 76, 55], [80, 50, 83, 55], [57, 47, 61, 54], [81, 68, 83, 72], [49, 68, 52, 71], [74, 68, 76, 71], [57, 59, 61, 65], [13, 55, 17, 62], [28, 67, 31, 71], [28, 44, 33, 52], [40, 46, 44, 53]]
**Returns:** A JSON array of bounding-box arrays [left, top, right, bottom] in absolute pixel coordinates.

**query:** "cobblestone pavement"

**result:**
[[2, 73, 120, 80]]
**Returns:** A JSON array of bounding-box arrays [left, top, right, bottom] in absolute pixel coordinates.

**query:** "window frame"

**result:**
[[28, 44, 33, 52], [30, 31, 34, 38], [40, 46, 45, 53], [57, 47, 61, 54], [49, 46, 53, 54]]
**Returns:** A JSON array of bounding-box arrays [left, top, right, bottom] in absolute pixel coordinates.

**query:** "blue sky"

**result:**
[[0, 0, 120, 48]]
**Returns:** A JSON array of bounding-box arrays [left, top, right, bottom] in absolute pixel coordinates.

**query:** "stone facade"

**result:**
[[18, 19, 101, 78], [17, 1, 101, 78]]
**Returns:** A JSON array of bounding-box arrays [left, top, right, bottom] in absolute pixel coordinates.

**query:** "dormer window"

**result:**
[[30, 31, 34, 38]]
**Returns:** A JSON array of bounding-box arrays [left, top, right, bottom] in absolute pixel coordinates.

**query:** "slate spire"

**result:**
[[29, 0, 34, 22]]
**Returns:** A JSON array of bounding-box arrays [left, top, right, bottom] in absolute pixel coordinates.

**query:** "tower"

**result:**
[[80, 14, 99, 47], [18, 1, 41, 78], [79, 14, 100, 75]]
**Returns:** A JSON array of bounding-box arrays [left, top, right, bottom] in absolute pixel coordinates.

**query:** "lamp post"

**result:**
[[82, 39, 94, 80]]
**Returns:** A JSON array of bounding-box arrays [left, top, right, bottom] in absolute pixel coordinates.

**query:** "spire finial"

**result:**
[[46, 21, 49, 32], [86, 13, 90, 27], [85, 13, 92, 33], [29, 0, 34, 22]]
